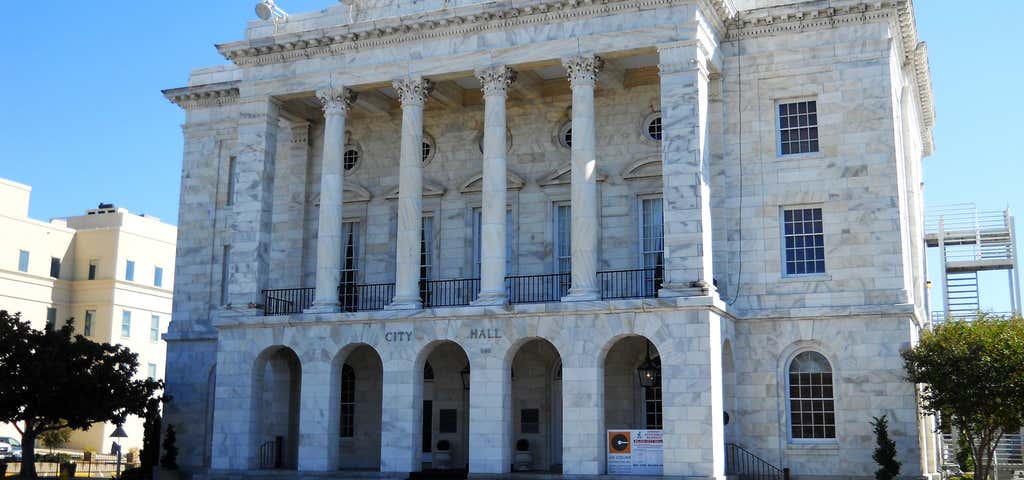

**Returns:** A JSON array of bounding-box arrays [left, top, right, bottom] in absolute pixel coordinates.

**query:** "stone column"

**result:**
[[226, 98, 279, 308], [561, 55, 603, 302], [309, 87, 356, 312], [659, 311, 725, 478], [467, 350, 511, 473], [472, 65, 517, 306], [388, 77, 433, 310], [657, 42, 716, 297], [380, 357, 419, 473], [297, 359, 333, 471], [560, 358, 603, 475]]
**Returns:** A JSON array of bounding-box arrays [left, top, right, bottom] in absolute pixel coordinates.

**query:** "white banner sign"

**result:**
[[607, 429, 663, 475]]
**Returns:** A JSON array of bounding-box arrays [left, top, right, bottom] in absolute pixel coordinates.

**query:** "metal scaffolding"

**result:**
[[926, 203, 1022, 323]]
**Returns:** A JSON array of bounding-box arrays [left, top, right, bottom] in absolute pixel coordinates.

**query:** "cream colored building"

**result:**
[[0, 178, 177, 453]]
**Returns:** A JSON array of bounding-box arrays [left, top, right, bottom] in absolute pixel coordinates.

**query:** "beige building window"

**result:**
[[84, 310, 95, 337], [50, 257, 61, 279], [125, 260, 136, 281], [121, 311, 132, 338], [150, 315, 160, 343], [18, 250, 29, 273], [45, 307, 57, 332], [147, 363, 158, 380], [154, 266, 164, 288], [88, 258, 98, 280]]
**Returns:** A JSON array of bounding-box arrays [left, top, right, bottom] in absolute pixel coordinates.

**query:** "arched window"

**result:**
[[423, 361, 434, 381], [787, 351, 835, 440], [340, 364, 355, 437]]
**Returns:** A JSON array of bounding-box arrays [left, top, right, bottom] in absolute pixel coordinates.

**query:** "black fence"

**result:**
[[422, 278, 480, 308], [506, 272, 571, 304], [261, 287, 315, 315], [261, 269, 659, 315]]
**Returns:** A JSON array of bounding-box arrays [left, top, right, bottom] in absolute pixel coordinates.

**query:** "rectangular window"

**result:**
[[439, 409, 458, 434], [645, 381, 663, 430], [340, 365, 355, 438], [789, 370, 836, 439], [88, 258, 98, 280], [783, 208, 826, 276], [50, 257, 61, 279], [340, 222, 360, 311], [84, 310, 95, 337], [471, 208, 514, 278], [520, 408, 540, 434], [422, 400, 433, 452], [147, 363, 158, 380], [154, 267, 163, 288], [221, 245, 231, 305], [419, 216, 434, 304], [226, 156, 237, 206], [45, 307, 57, 332], [121, 311, 132, 338], [17, 250, 29, 272], [778, 100, 819, 155], [150, 315, 160, 343], [125, 260, 135, 281], [640, 197, 664, 296], [554, 204, 572, 298]]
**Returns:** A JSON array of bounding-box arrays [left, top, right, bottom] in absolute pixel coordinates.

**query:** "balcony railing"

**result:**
[[260, 268, 659, 315]]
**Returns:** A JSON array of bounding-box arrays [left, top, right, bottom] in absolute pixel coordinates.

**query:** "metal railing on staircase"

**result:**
[[725, 443, 790, 480]]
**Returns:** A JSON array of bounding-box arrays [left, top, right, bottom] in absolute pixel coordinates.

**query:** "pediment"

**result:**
[[538, 163, 606, 187], [621, 156, 663, 180], [459, 170, 526, 194], [310, 182, 373, 206], [385, 179, 447, 200]]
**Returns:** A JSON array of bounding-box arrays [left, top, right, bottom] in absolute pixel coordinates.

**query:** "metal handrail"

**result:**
[[726, 443, 790, 480]]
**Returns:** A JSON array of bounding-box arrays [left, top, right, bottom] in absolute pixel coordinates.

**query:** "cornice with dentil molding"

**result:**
[[162, 81, 241, 110], [217, 0, 736, 67]]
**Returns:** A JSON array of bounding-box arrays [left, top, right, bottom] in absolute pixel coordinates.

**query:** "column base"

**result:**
[[561, 287, 600, 302], [304, 303, 341, 314], [471, 292, 508, 306], [386, 296, 422, 310], [659, 281, 717, 298]]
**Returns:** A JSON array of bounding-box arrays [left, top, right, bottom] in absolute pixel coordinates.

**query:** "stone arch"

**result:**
[[505, 337, 564, 472], [203, 364, 217, 468], [602, 335, 662, 435], [414, 340, 472, 470], [329, 343, 385, 471], [251, 345, 302, 470], [458, 170, 527, 194], [722, 340, 737, 446], [620, 156, 663, 180]]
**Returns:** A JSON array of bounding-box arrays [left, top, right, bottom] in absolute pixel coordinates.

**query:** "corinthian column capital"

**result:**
[[392, 77, 434, 106], [316, 87, 357, 115], [475, 65, 518, 97], [562, 55, 604, 86]]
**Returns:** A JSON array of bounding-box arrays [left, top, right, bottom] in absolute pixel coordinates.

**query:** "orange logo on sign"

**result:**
[[608, 432, 631, 454]]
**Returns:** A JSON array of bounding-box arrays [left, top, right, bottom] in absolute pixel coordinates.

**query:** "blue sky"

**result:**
[[1, 1, 1021, 310]]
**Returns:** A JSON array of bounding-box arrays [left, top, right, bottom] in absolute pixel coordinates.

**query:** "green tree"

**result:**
[[0, 310, 162, 478], [902, 313, 1024, 480], [160, 425, 178, 470], [39, 426, 72, 453], [955, 430, 974, 473], [871, 415, 900, 480]]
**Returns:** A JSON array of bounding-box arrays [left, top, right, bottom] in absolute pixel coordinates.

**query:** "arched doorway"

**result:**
[[333, 344, 383, 471], [508, 339, 563, 473], [418, 341, 471, 472], [722, 340, 737, 446], [252, 347, 301, 470], [603, 336, 662, 474]]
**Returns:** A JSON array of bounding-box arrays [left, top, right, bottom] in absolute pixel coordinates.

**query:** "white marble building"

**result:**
[[162, 0, 938, 479]]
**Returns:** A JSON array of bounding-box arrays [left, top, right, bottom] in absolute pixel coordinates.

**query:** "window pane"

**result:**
[[121, 311, 132, 338], [126, 260, 135, 281], [787, 350, 836, 439], [154, 267, 163, 287], [783, 208, 825, 276], [18, 250, 29, 272], [778, 100, 820, 155]]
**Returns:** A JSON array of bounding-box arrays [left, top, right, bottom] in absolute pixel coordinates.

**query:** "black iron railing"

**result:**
[[261, 287, 315, 315], [261, 269, 659, 315], [341, 282, 395, 312], [725, 443, 789, 480], [506, 272, 571, 304], [599, 268, 661, 300], [422, 278, 480, 308]]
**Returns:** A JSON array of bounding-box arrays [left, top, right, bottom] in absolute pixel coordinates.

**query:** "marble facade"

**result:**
[[162, 1, 938, 479]]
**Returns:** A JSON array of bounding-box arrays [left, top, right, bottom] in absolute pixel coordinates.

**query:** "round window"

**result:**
[[557, 120, 572, 149], [422, 133, 436, 164], [643, 112, 663, 142]]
